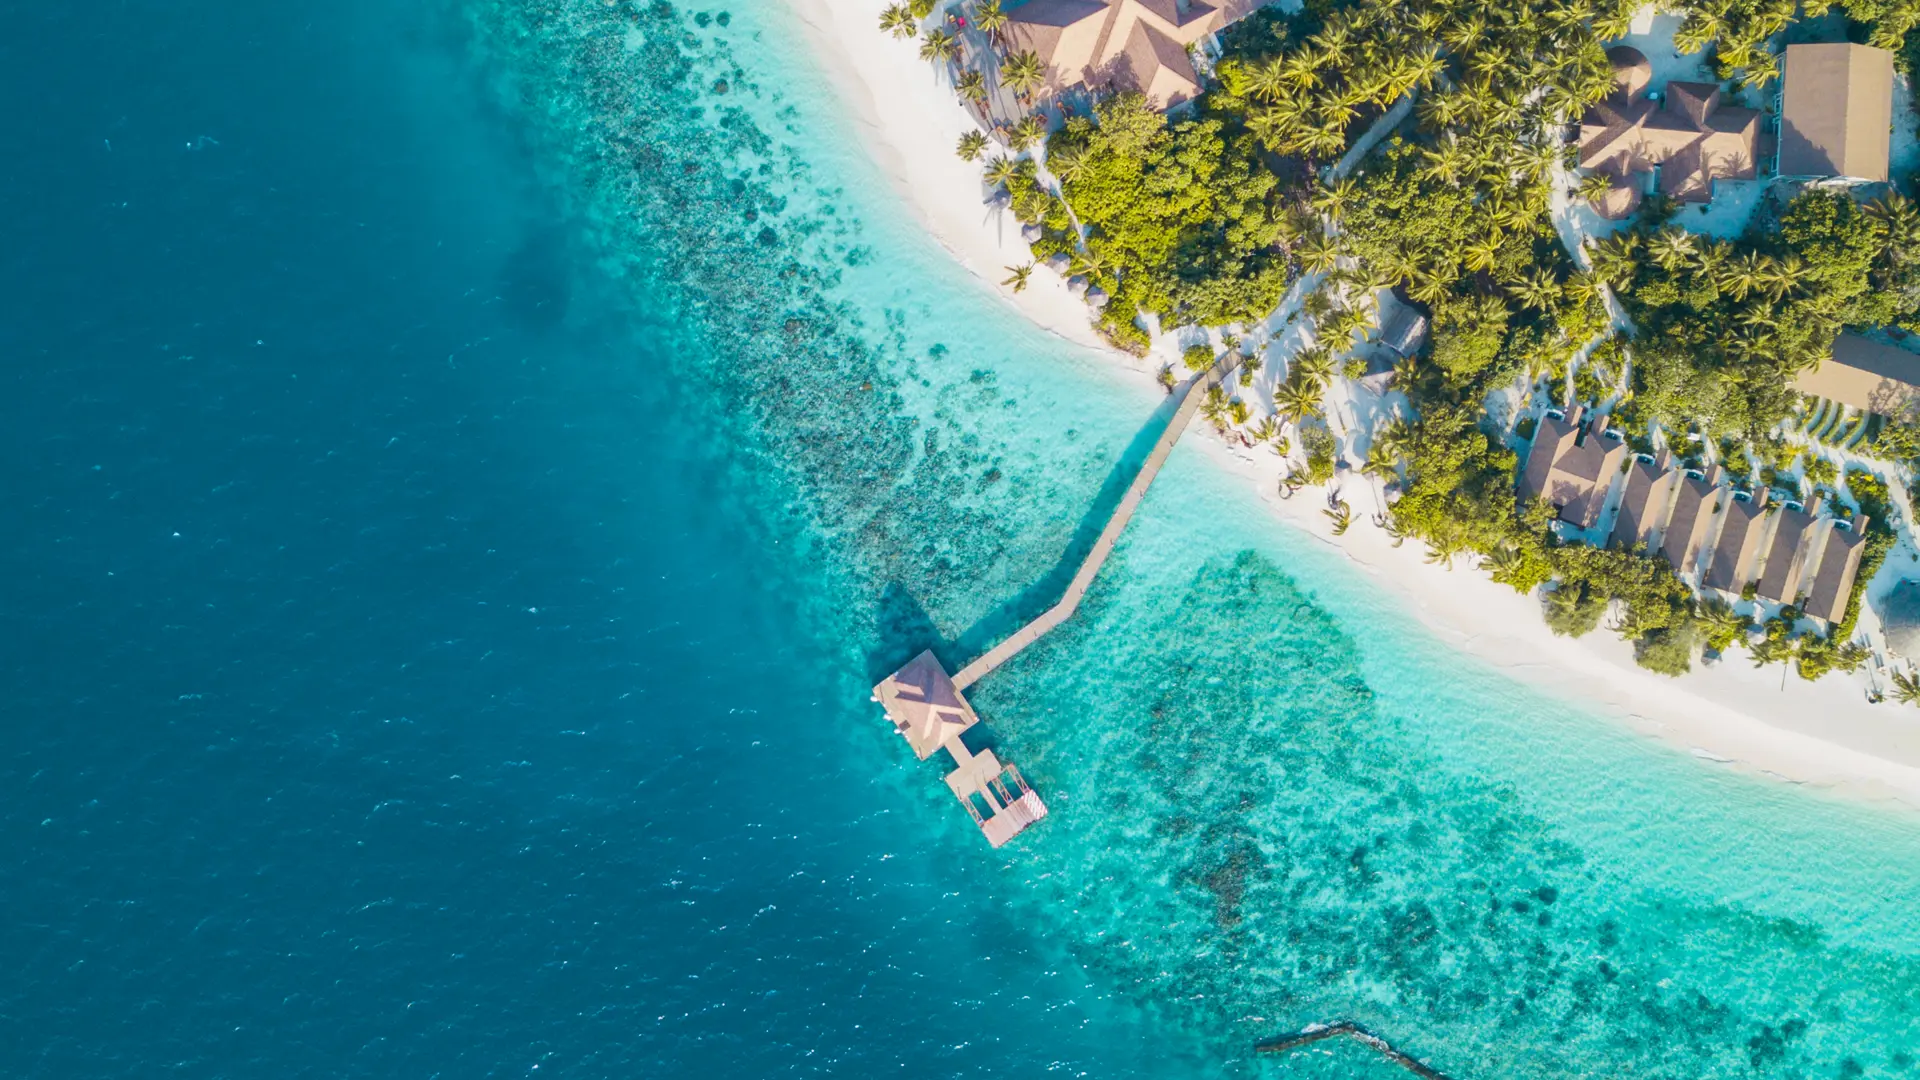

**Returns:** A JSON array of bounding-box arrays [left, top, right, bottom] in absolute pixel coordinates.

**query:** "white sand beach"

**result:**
[[784, 0, 1113, 353], [788, 0, 1920, 812]]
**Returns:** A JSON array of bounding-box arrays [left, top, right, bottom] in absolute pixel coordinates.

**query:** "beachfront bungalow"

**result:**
[[1703, 489, 1771, 595], [1793, 333, 1920, 419], [1002, 0, 1247, 109], [1519, 407, 1628, 530], [1611, 454, 1677, 551], [1661, 470, 1720, 576], [1778, 43, 1894, 183], [1575, 46, 1766, 219], [1757, 502, 1819, 604], [1805, 518, 1870, 626]]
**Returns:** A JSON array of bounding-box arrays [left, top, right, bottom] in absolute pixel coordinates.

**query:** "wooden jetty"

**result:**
[[872, 356, 1241, 846]]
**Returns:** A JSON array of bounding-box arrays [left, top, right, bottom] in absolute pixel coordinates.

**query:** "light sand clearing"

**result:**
[[786, 0, 1920, 812]]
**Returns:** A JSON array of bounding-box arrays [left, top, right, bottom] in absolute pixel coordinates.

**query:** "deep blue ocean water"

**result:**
[[8, 1, 1920, 1078]]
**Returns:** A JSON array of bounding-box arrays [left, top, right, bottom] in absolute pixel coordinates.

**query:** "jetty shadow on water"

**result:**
[[866, 583, 950, 685], [943, 386, 1189, 669]]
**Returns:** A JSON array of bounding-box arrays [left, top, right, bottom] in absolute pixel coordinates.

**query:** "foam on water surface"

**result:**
[[460, 0, 1920, 1074], [9, 0, 1920, 1075]]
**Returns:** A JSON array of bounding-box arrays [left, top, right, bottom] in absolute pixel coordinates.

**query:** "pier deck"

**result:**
[[871, 357, 1241, 845], [952, 354, 1242, 689]]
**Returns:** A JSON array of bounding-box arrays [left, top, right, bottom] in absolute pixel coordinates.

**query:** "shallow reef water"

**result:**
[[452, 1, 1920, 1076], [12, 0, 1920, 1075]]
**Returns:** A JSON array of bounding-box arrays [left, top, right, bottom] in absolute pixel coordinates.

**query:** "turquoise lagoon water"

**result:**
[[6, 0, 1920, 1076]]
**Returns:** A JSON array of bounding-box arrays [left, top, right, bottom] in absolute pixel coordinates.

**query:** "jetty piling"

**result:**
[[871, 355, 1243, 845]]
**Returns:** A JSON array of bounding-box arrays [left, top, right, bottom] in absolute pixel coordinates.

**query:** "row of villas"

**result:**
[[1521, 405, 1870, 628]]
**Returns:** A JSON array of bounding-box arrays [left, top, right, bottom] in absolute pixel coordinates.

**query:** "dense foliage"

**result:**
[[1047, 94, 1302, 343], [1598, 191, 1920, 437]]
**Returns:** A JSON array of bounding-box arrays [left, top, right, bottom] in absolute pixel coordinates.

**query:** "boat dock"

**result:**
[[871, 355, 1242, 846]]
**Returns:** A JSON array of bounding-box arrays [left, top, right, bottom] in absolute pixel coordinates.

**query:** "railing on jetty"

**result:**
[[871, 356, 1241, 846], [1256, 1022, 1453, 1080], [950, 354, 1242, 690]]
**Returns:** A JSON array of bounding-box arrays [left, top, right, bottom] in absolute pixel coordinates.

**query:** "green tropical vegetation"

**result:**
[[886, 0, 1920, 680]]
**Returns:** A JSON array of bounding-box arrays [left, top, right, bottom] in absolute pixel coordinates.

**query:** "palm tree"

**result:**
[[983, 155, 1018, 189], [1323, 501, 1353, 535], [879, 3, 918, 39], [1484, 542, 1526, 586], [1673, 10, 1723, 54], [1290, 345, 1336, 388], [919, 28, 958, 64], [1272, 378, 1324, 427], [1007, 113, 1047, 151], [1592, 5, 1637, 41], [1295, 232, 1340, 275], [1002, 263, 1034, 293], [956, 130, 989, 161], [1720, 250, 1768, 300], [1249, 416, 1281, 445], [1648, 227, 1698, 272], [1001, 51, 1046, 102], [973, 0, 1008, 43], [1508, 269, 1561, 310], [1407, 267, 1451, 305], [1369, 418, 1413, 470], [955, 69, 989, 106], [1565, 271, 1606, 308], [908, 0, 936, 16], [1463, 234, 1501, 274], [1574, 171, 1616, 204], [1312, 178, 1358, 222], [1869, 192, 1920, 264], [1892, 668, 1920, 705], [1589, 231, 1640, 286], [1069, 248, 1110, 280]]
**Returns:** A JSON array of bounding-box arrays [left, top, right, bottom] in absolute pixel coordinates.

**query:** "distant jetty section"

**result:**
[[1256, 1022, 1453, 1080], [871, 355, 1243, 846]]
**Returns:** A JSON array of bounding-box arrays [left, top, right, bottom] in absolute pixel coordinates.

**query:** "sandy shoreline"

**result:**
[[786, 0, 1920, 812]]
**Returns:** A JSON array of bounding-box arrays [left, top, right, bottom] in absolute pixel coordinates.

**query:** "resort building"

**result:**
[[1519, 407, 1628, 530], [1793, 333, 1920, 419], [1805, 518, 1870, 626], [1002, 0, 1238, 109], [1703, 489, 1771, 595], [1661, 470, 1720, 576], [872, 650, 1048, 847], [1575, 46, 1766, 219], [1757, 502, 1819, 604], [1611, 454, 1676, 551], [1778, 43, 1893, 183]]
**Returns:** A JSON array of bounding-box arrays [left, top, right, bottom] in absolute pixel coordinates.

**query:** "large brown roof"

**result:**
[[872, 650, 979, 761], [1611, 456, 1676, 551], [1804, 519, 1869, 625], [1661, 472, 1719, 574], [1794, 333, 1920, 417], [1779, 43, 1893, 181], [1704, 491, 1769, 594], [1518, 411, 1627, 530], [1757, 505, 1817, 603], [1576, 71, 1762, 215], [1005, 0, 1227, 108]]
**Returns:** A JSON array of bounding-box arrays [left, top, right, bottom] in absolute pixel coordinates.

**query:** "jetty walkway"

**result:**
[[952, 352, 1243, 689], [871, 354, 1242, 846]]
